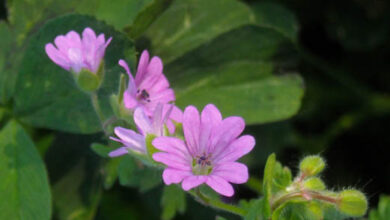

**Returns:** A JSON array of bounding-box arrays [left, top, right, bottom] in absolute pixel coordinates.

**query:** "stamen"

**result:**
[[192, 154, 213, 175]]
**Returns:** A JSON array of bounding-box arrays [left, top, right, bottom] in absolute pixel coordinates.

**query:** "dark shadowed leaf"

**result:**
[[250, 2, 299, 42], [118, 155, 162, 192]]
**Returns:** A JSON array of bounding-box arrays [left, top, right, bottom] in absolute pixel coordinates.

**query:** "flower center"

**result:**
[[136, 89, 151, 103], [192, 154, 213, 175]]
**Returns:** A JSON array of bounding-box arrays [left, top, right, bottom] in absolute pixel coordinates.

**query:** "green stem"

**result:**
[[91, 92, 105, 124], [188, 188, 247, 217]]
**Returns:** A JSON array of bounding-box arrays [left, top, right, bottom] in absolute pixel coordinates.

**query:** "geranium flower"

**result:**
[[45, 27, 112, 73], [119, 50, 175, 116], [152, 104, 255, 197], [109, 103, 182, 157]]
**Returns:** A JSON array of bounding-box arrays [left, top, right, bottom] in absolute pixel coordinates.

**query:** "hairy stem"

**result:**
[[188, 188, 247, 217], [270, 190, 339, 211]]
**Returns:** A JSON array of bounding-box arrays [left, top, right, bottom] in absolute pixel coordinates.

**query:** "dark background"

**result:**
[[1, 0, 389, 219]]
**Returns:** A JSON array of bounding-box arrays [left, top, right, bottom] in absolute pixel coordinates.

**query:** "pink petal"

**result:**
[[152, 152, 191, 171], [148, 74, 170, 94], [67, 48, 84, 72], [213, 135, 255, 163], [152, 137, 191, 160], [168, 105, 183, 123], [149, 88, 175, 103], [45, 43, 70, 70], [119, 59, 137, 95], [65, 31, 82, 49], [212, 162, 249, 184], [183, 106, 201, 156], [104, 37, 112, 48], [182, 175, 207, 191], [54, 35, 70, 54], [108, 147, 128, 157], [165, 105, 183, 134], [133, 107, 152, 135], [206, 175, 234, 197], [210, 116, 245, 156], [82, 27, 97, 42], [199, 104, 222, 154], [138, 57, 163, 91], [123, 91, 138, 110], [162, 168, 191, 185], [151, 103, 164, 135], [114, 127, 145, 152], [96, 34, 105, 47], [135, 50, 150, 85], [82, 28, 98, 72]]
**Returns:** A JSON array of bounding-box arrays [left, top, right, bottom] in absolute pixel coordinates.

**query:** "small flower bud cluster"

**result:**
[[268, 155, 367, 219]]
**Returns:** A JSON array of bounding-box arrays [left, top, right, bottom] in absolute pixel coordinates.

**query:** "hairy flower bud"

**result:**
[[338, 189, 368, 217], [299, 156, 325, 177], [303, 177, 326, 191]]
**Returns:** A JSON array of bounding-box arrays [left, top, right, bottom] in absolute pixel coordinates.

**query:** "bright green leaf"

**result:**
[[369, 195, 390, 220], [13, 14, 136, 133], [0, 120, 51, 220], [262, 153, 276, 218]]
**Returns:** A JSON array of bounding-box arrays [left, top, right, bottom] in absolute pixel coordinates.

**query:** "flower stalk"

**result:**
[[189, 188, 247, 217]]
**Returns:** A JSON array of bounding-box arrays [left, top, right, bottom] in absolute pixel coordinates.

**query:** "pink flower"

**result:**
[[152, 104, 255, 197], [45, 27, 112, 73], [109, 104, 182, 157], [119, 50, 175, 116]]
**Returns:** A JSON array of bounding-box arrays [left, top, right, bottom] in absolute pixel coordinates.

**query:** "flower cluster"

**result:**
[[45, 27, 255, 197]]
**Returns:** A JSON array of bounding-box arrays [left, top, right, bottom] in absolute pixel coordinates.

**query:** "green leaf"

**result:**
[[0, 21, 22, 104], [369, 195, 390, 220], [118, 155, 162, 192], [168, 25, 304, 125], [46, 133, 103, 220], [262, 153, 276, 218], [0, 120, 51, 220], [90, 143, 120, 189], [243, 198, 265, 220], [13, 14, 136, 133], [272, 202, 321, 220], [161, 185, 186, 220], [91, 143, 112, 158], [250, 2, 299, 42], [77, 0, 156, 30], [143, 0, 253, 63], [127, 0, 173, 38], [271, 161, 292, 194]]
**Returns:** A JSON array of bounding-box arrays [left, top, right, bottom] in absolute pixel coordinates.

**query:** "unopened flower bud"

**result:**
[[299, 155, 325, 177], [76, 68, 102, 92], [338, 189, 367, 217], [303, 177, 326, 190]]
